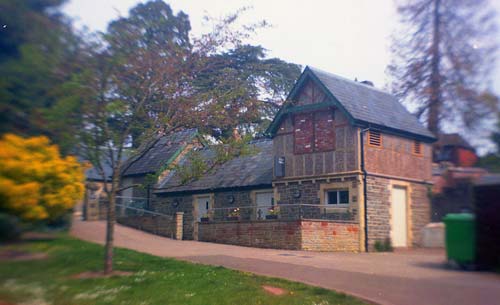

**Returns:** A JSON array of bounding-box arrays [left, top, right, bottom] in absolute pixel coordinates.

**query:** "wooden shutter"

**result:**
[[294, 113, 313, 154]]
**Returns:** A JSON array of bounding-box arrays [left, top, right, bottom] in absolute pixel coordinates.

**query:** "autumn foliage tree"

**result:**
[[0, 134, 85, 221], [389, 0, 499, 135]]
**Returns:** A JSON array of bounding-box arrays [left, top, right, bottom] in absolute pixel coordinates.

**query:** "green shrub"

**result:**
[[374, 238, 393, 252], [0, 213, 22, 242]]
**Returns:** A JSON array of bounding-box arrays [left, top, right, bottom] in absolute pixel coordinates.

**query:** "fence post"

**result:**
[[175, 212, 184, 240]]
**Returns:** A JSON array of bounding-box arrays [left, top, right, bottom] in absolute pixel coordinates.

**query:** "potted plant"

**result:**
[[266, 206, 280, 220], [200, 213, 210, 223], [226, 208, 240, 221]]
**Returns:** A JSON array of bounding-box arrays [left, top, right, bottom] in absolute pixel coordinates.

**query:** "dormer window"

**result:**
[[368, 130, 382, 147]]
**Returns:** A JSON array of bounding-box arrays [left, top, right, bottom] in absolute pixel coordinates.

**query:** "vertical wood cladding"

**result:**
[[297, 79, 329, 105], [364, 133, 432, 181], [274, 110, 358, 179]]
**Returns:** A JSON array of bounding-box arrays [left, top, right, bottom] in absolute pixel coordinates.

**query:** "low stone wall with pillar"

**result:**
[[117, 212, 184, 240], [198, 219, 360, 252]]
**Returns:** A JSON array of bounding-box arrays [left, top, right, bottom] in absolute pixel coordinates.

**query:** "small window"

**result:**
[[413, 140, 422, 155], [369, 130, 382, 147], [326, 190, 349, 205]]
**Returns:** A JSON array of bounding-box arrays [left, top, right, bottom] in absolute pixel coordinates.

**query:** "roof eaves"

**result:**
[[353, 120, 437, 143], [265, 66, 357, 137]]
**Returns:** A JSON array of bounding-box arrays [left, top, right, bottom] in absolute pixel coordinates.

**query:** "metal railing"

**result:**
[[97, 196, 173, 219], [203, 204, 356, 222]]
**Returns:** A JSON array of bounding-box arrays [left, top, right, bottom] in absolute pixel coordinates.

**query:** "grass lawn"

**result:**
[[0, 236, 368, 305]]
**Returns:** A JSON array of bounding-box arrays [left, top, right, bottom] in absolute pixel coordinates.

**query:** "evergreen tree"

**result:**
[[389, 0, 499, 135]]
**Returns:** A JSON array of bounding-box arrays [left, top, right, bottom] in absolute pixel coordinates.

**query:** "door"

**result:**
[[391, 186, 408, 247], [255, 192, 274, 219], [196, 196, 210, 221]]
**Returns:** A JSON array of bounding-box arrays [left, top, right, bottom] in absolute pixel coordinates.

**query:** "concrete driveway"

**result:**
[[71, 219, 500, 305]]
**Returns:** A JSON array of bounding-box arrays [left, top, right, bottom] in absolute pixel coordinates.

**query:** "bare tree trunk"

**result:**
[[428, 0, 442, 135], [104, 175, 117, 274]]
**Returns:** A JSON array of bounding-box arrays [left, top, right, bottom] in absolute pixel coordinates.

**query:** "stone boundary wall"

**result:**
[[198, 220, 302, 250], [117, 212, 184, 240], [301, 220, 359, 252], [198, 219, 360, 252]]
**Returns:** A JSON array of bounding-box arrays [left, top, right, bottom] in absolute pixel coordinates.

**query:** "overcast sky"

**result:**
[[63, 0, 500, 152]]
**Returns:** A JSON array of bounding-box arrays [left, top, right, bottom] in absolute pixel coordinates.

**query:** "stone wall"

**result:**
[[117, 212, 183, 240], [152, 194, 194, 239], [366, 176, 431, 249], [275, 177, 359, 221], [198, 220, 302, 250], [198, 219, 360, 252], [301, 220, 360, 252], [152, 189, 272, 239]]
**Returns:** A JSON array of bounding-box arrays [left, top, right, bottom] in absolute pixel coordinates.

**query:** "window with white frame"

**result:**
[[325, 190, 349, 205]]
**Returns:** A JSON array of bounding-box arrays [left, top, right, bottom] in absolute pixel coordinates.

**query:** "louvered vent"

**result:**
[[413, 140, 422, 155], [369, 131, 382, 147]]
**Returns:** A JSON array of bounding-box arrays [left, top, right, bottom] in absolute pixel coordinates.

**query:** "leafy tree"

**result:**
[[104, 2, 300, 146], [75, 2, 299, 274], [478, 112, 500, 172], [0, 134, 85, 221], [389, 0, 499, 135], [195, 44, 301, 137], [0, 0, 84, 153]]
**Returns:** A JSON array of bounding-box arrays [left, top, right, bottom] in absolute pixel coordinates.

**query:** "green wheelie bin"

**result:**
[[443, 213, 476, 268]]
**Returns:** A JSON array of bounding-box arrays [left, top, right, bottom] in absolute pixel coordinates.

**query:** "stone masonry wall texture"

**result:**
[[153, 194, 194, 240], [198, 220, 302, 250], [198, 220, 360, 252], [301, 220, 359, 252], [366, 176, 431, 249], [117, 214, 180, 239]]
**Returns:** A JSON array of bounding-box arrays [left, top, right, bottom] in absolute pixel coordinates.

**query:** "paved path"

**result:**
[[71, 219, 500, 305]]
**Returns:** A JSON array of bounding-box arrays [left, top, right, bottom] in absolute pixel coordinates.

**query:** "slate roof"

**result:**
[[475, 174, 500, 187], [83, 150, 130, 181], [122, 129, 198, 177], [155, 139, 273, 194], [267, 66, 436, 142], [435, 133, 474, 150]]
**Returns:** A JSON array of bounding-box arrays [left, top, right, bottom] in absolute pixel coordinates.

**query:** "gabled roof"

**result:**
[[266, 66, 436, 142], [82, 150, 130, 182], [155, 139, 273, 194], [435, 133, 475, 151], [122, 129, 198, 177]]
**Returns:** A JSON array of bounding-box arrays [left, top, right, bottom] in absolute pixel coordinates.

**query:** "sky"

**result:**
[[63, 0, 500, 153]]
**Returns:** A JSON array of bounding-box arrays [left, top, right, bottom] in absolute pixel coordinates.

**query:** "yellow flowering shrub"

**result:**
[[0, 134, 85, 221]]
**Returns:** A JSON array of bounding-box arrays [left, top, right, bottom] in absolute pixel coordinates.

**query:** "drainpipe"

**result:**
[[360, 128, 370, 252]]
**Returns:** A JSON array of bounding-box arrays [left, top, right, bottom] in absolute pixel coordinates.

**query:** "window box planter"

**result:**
[[200, 217, 210, 223], [226, 216, 239, 221], [265, 215, 278, 220]]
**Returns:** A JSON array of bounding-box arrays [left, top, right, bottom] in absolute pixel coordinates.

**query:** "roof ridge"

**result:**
[[307, 66, 393, 96]]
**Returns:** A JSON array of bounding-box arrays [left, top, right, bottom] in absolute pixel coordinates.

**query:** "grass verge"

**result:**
[[0, 235, 368, 305]]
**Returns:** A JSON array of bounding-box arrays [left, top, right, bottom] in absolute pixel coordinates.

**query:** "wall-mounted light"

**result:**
[[292, 189, 301, 199], [227, 195, 235, 204], [172, 199, 180, 208]]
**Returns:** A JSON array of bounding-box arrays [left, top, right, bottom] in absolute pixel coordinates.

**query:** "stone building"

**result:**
[[144, 66, 436, 252], [120, 128, 200, 207]]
